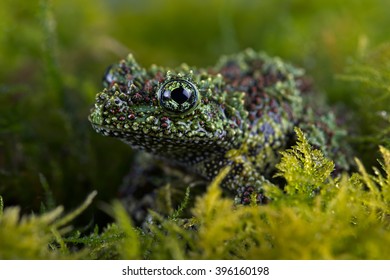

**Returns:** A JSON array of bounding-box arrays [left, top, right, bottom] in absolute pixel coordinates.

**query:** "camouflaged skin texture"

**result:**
[[89, 49, 350, 206]]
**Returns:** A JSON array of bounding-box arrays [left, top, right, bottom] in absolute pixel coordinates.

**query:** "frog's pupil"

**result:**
[[171, 87, 191, 105]]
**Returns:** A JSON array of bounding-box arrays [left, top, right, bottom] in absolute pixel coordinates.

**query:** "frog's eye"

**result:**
[[157, 79, 199, 114]]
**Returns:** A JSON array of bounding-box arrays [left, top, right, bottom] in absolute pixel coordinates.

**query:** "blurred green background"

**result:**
[[1, 0, 389, 226]]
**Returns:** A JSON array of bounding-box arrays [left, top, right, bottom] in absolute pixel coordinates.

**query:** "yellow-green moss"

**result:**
[[95, 129, 390, 259], [1, 130, 390, 259], [0, 191, 97, 259]]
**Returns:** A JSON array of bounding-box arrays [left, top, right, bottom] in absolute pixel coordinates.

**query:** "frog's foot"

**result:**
[[219, 160, 272, 205], [235, 185, 268, 205]]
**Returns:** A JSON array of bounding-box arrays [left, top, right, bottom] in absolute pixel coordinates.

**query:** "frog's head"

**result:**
[[88, 54, 248, 161]]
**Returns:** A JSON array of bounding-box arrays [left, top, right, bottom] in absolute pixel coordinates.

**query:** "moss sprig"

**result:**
[[275, 128, 335, 198]]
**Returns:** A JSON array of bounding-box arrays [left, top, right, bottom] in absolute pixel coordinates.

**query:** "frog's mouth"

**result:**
[[89, 117, 226, 142], [88, 99, 229, 142], [89, 116, 230, 163]]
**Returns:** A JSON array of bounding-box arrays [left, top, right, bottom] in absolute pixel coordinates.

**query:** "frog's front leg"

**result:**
[[214, 129, 284, 204], [197, 148, 271, 205], [220, 160, 271, 205]]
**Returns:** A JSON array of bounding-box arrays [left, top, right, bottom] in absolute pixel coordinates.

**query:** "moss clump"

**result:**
[[69, 129, 389, 260], [0, 191, 97, 259]]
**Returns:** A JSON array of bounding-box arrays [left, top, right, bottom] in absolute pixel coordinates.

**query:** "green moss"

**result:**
[[0, 191, 97, 259], [338, 43, 390, 164]]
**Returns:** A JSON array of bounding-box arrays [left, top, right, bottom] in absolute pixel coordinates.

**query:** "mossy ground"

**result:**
[[0, 0, 390, 259]]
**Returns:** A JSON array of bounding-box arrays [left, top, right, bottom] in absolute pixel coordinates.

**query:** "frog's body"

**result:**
[[89, 49, 349, 204]]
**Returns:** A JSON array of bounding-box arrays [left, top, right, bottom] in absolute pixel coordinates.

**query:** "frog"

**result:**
[[89, 49, 350, 210]]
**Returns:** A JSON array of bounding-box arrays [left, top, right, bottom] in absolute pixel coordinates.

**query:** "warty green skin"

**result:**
[[89, 49, 349, 204]]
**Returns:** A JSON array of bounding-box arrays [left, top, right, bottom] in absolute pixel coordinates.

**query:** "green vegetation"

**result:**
[[0, 0, 389, 259], [1, 131, 390, 259]]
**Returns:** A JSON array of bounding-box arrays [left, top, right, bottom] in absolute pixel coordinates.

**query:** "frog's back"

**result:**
[[210, 51, 350, 201], [213, 51, 307, 175]]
